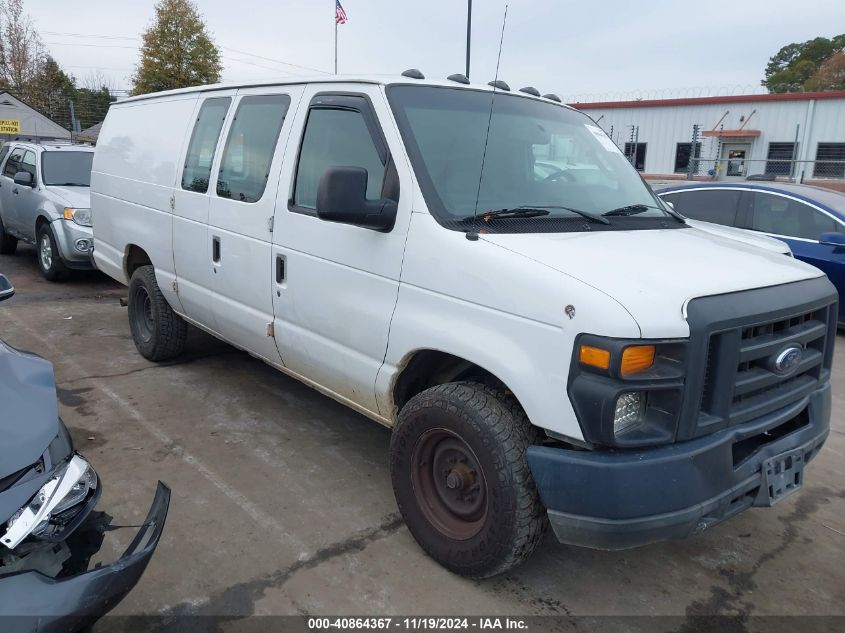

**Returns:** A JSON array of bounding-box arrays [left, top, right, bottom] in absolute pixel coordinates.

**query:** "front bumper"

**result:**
[[50, 218, 94, 268], [0, 482, 170, 633], [527, 384, 829, 550]]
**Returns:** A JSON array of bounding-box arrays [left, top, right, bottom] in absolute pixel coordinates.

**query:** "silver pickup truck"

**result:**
[[0, 142, 95, 280]]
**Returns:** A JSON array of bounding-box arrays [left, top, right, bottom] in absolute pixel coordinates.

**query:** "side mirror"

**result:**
[[819, 232, 845, 247], [13, 171, 33, 187], [0, 274, 14, 302], [316, 167, 397, 232]]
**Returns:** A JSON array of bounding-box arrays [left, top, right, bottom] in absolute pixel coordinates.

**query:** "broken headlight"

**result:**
[[1, 455, 98, 549]]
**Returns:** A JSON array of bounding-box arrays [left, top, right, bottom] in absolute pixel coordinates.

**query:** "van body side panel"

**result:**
[[271, 84, 413, 414], [377, 212, 641, 438], [172, 92, 235, 330], [92, 96, 200, 303], [208, 86, 305, 365]]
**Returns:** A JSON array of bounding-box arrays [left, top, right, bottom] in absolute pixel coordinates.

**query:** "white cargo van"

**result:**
[[91, 74, 836, 577]]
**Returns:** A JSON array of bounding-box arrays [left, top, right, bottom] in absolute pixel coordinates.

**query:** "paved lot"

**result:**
[[1, 245, 844, 627]]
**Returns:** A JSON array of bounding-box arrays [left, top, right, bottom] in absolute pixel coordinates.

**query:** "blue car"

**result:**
[[655, 182, 845, 325]]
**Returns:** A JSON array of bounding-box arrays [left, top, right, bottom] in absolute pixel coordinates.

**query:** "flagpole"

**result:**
[[334, 3, 338, 74]]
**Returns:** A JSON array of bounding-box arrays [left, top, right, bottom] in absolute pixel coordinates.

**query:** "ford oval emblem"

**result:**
[[772, 345, 803, 375]]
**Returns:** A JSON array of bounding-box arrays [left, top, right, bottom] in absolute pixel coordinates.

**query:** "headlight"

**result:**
[[63, 207, 92, 227], [568, 335, 687, 448], [1, 455, 97, 549]]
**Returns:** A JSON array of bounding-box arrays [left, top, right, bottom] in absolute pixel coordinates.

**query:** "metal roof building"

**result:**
[[571, 91, 845, 191], [0, 91, 71, 144]]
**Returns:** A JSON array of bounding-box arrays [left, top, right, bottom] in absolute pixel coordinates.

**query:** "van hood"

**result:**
[[46, 185, 90, 209], [479, 226, 823, 338], [0, 340, 60, 478], [684, 219, 791, 255]]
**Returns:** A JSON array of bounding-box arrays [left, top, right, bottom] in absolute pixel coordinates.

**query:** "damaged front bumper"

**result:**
[[0, 481, 170, 633]]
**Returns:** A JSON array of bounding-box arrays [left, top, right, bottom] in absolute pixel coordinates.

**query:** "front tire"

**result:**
[[37, 223, 69, 281], [0, 216, 17, 255], [390, 382, 548, 578], [128, 265, 187, 361]]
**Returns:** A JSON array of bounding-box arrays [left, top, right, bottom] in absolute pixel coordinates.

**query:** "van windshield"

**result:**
[[387, 86, 673, 231], [41, 152, 94, 187]]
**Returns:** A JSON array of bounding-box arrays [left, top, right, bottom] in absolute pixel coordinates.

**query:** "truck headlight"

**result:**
[[614, 392, 645, 436], [569, 335, 687, 448], [1, 455, 97, 549], [63, 207, 92, 227]]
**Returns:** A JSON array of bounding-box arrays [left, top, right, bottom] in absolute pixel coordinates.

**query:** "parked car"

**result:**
[[656, 182, 845, 324], [0, 273, 170, 631], [0, 143, 96, 281], [91, 76, 835, 578]]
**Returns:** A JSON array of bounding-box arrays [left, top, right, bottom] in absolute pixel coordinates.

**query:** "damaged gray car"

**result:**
[[0, 273, 170, 632]]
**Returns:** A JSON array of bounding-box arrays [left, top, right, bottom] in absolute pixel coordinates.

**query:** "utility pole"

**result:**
[[465, 0, 472, 78]]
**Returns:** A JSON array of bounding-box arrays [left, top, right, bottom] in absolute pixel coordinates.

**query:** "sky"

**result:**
[[30, 0, 845, 100]]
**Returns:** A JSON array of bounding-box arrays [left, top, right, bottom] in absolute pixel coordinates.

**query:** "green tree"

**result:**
[[131, 0, 222, 96], [26, 56, 75, 126], [763, 34, 845, 92], [0, 0, 45, 93]]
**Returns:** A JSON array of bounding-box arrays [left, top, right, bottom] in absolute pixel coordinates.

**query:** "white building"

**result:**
[[0, 91, 71, 144], [572, 91, 845, 189]]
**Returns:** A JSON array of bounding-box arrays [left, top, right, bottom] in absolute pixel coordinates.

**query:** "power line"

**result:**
[[41, 30, 330, 75]]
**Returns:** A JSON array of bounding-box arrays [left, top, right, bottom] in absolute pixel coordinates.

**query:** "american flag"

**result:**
[[335, 0, 347, 24]]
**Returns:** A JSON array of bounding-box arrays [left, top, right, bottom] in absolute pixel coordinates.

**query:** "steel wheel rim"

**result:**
[[39, 234, 52, 270], [131, 286, 154, 343], [411, 428, 488, 541]]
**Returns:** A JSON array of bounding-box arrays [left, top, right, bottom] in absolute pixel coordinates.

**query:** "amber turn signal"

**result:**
[[621, 345, 656, 375], [579, 344, 611, 370]]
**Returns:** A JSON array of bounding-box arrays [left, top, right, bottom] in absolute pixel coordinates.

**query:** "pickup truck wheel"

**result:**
[[128, 265, 187, 361], [0, 216, 17, 255], [36, 224, 69, 281], [390, 382, 548, 578]]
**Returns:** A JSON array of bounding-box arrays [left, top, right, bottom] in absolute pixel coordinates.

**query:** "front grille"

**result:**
[[683, 278, 837, 440], [698, 306, 832, 432]]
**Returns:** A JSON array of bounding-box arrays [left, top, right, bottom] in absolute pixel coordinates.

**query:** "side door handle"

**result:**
[[212, 236, 221, 264], [275, 255, 286, 283]]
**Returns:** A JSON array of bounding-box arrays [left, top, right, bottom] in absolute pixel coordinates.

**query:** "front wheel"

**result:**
[[390, 382, 548, 578], [128, 265, 187, 361], [37, 223, 69, 281]]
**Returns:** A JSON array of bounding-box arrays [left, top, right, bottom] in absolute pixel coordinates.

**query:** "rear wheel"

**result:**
[[127, 265, 187, 361], [37, 223, 69, 281], [390, 382, 548, 578], [0, 216, 18, 255]]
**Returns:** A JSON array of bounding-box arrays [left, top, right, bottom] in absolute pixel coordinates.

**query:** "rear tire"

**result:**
[[37, 223, 69, 281], [390, 382, 548, 578], [0, 216, 18, 255], [127, 265, 187, 361]]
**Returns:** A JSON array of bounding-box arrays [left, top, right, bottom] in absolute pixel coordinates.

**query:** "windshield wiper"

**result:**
[[603, 203, 686, 223], [50, 182, 89, 187], [460, 205, 610, 225]]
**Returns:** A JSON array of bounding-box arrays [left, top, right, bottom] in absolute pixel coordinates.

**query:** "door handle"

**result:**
[[275, 255, 286, 284], [212, 236, 221, 264]]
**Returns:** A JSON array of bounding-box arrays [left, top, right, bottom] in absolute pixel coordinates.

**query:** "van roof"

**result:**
[[116, 74, 570, 107]]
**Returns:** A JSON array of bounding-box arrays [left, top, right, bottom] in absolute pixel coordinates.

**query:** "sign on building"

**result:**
[[0, 119, 20, 134]]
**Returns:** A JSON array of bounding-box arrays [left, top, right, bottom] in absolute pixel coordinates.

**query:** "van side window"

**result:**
[[181, 97, 231, 193], [216, 94, 290, 203], [3, 149, 23, 178], [21, 151, 37, 181], [293, 107, 386, 210]]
